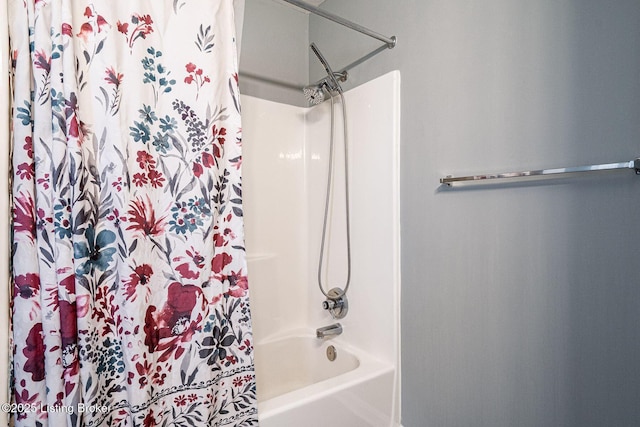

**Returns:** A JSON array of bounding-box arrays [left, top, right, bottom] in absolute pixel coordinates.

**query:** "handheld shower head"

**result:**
[[310, 42, 343, 94]]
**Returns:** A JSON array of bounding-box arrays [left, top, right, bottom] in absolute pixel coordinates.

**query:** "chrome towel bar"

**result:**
[[440, 158, 640, 186]]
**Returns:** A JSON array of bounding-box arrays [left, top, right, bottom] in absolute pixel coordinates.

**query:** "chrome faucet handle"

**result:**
[[322, 299, 338, 310], [321, 288, 348, 319]]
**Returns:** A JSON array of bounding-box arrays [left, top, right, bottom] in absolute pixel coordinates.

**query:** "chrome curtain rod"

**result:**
[[281, 0, 397, 49], [440, 158, 640, 186]]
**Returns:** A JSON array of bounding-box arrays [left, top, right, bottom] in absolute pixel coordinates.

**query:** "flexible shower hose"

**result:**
[[317, 91, 351, 299]]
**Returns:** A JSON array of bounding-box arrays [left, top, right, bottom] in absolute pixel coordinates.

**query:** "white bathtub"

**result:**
[[255, 333, 397, 427]]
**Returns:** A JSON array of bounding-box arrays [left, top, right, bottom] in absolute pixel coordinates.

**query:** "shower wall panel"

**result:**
[[242, 97, 309, 342], [243, 71, 401, 423], [305, 71, 400, 370]]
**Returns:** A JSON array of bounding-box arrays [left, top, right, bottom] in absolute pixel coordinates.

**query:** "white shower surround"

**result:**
[[243, 70, 401, 425]]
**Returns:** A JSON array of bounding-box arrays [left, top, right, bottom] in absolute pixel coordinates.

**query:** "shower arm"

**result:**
[[281, 0, 396, 49]]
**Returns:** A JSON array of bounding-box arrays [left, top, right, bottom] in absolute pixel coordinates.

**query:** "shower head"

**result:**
[[303, 82, 326, 105]]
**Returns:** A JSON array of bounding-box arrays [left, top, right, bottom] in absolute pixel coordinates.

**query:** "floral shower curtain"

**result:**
[[9, 1, 257, 426]]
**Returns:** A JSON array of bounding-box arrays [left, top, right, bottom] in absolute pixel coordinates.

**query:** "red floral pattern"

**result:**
[[10, 1, 256, 426]]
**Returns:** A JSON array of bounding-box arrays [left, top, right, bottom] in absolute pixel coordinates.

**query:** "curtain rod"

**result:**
[[440, 158, 640, 186], [281, 0, 396, 49]]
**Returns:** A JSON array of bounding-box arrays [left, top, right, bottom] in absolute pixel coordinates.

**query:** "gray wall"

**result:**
[[238, 0, 309, 105], [243, 0, 640, 426], [311, 1, 640, 426]]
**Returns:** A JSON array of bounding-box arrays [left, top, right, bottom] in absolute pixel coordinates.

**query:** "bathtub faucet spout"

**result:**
[[316, 323, 343, 339]]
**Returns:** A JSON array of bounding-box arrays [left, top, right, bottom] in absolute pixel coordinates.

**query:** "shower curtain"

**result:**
[[9, 1, 257, 426]]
